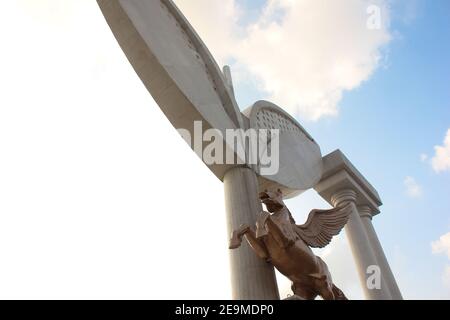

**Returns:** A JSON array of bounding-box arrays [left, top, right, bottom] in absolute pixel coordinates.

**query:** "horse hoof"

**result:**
[[229, 242, 241, 249], [229, 237, 242, 249]]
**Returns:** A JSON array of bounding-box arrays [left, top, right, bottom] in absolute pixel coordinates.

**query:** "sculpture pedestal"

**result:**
[[224, 167, 279, 300]]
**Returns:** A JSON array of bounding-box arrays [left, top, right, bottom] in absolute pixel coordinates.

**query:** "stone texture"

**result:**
[[224, 167, 279, 300], [243, 100, 323, 198], [315, 150, 400, 300], [331, 190, 390, 300], [359, 205, 403, 300]]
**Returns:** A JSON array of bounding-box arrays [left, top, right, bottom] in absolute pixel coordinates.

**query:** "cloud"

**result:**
[[432, 232, 450, 289], [420, 153, 428, 162], [235, 0, 392, 120], [175, 0, 392, 120], [432, 232, 450, 259], [403, 176, 422, 198], [174, 0, 242, 64], [431, 129, 450, 173]]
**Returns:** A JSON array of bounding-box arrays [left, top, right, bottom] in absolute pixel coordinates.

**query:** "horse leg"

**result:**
[[243, 227, 271, 261], [264, 217, 293, 248], [320, 284, 348, 300], [320, 288, 335, 300], [229, 224, 250, 249], [229, 225, 270, 261], [291, 282, 318, 300], [256, 211, 270, 238]]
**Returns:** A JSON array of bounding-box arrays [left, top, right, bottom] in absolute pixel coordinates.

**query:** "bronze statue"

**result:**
[[229, 189, 351, 300]]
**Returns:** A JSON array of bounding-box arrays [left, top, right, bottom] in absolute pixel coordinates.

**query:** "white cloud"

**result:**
[[235, 0, 392, 120], [175, 0, 392, 120], [432, 232, 450, 259], [404, 176, 422, 198], [431, 129, 450, 173], [432, 232, 450, 289], [174, 0, 242, 64]]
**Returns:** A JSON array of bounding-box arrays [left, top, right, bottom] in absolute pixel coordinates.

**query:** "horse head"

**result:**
[[259, 189, 285, 213]]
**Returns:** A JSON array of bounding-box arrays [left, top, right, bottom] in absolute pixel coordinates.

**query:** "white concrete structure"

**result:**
[[224, 167, 279, 300], [96, 0, 323, 196], [315, 150, 402, 300], [243, 101, 323, 198], [97, 0, 401, 300], [97, 0, 326, 300], [358, 205, 403, 299]]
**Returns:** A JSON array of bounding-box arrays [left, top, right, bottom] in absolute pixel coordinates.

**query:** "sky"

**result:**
[[0, 0, 449, 299]]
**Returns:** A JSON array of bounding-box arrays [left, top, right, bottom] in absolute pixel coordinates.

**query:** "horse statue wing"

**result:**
[[294, 204, 352, 248]]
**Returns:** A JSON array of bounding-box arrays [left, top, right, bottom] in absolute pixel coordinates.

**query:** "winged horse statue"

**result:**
[[229, 189, 351, 300]]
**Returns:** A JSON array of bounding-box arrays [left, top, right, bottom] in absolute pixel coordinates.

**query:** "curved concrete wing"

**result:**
[[97, 0, 244, 179], [244, 101, 323, 198], [98, 1, 323, 196]]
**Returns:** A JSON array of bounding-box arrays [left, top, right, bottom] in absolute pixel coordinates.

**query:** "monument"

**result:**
[[230, 189, 351, 300], [96, 0, 403, 300]]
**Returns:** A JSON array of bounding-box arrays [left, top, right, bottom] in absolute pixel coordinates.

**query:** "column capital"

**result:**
[[314, 150, 382, 215], [331, 189, 357, 207], [358, 205, 374, 220]]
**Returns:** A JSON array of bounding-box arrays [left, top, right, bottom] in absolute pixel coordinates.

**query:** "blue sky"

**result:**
[[321, 0, 450, 298], [230, 0, 450, 298], [176, 0, 450, 298]]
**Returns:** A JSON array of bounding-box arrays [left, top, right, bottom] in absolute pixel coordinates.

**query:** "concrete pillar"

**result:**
[[331, 189, 390, 300], [359, 206, 403, 300], [224, 167, 280, 300]]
